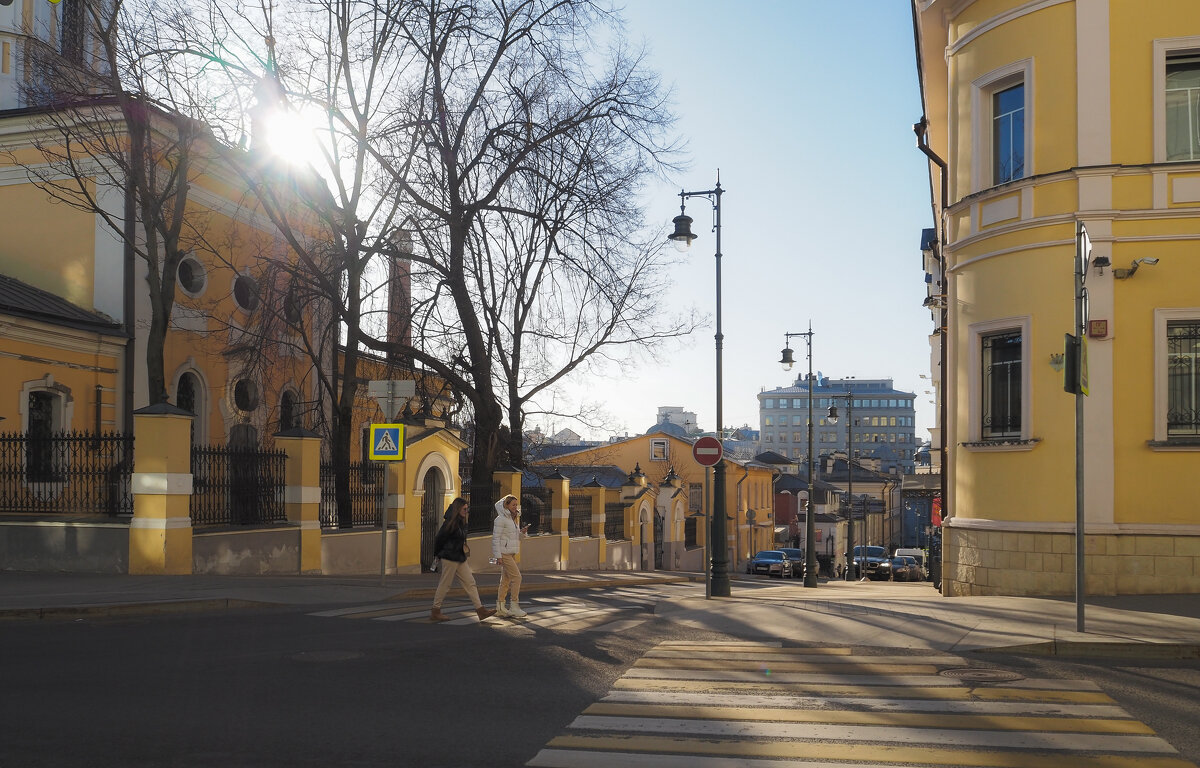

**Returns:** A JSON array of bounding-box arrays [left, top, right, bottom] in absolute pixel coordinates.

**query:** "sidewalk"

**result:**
[[3, 569, 1199, 657]]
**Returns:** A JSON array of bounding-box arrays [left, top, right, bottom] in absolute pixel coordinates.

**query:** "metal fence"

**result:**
[[0, 431, 133, 516], [567, 491, 592, 538], [604, 501, 626, 541], [319, 462, 384, 529], [466, 481, 503, 534], [190, 443, 287, 526], [521, 486, 554, 535]]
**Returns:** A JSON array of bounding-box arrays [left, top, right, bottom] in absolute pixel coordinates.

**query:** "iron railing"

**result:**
[[319, 462, 385, 529], [0, 431, 132, 516], [604, 501, 626, 541], [190, 443, 287, 526], [567, 491, 592, 538], [521, 485, 554, 535]]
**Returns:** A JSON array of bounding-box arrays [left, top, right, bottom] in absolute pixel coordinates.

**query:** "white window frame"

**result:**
[[649, 437, 669, 461], [967, 316, 1032, 444], [1153, 308, 1200, 445], [1154, 37, 1200, 163], [971, 59, 1034, 192]]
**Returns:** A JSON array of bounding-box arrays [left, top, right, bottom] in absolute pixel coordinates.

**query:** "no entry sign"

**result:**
[[692, 436, 723, 467]]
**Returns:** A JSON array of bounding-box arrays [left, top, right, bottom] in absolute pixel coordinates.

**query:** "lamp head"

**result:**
[[779, 346, 795, 371], [826, 404, 839, 424], [668, 213, 696, 252]]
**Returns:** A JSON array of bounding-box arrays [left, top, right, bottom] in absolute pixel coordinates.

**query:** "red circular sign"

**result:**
[[692, 436, 724, 467]]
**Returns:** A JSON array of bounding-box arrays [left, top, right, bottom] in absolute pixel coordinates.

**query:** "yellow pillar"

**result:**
[[128, 404, 194, 575], [494, 468, 522, 503], [276, 428, 322, 574], [543, 470, 570, 568]]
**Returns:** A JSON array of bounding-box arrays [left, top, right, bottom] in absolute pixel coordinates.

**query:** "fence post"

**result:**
[[542, 470, 570, 570], [275, 427, 323, 574], [128, 403, 193, 575]]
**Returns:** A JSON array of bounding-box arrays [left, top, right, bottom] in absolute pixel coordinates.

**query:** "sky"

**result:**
[[544, 1, 938, 442]]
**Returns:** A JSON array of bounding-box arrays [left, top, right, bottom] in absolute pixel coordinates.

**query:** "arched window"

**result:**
[[26, 391, 60, 482], [279, 390, 297, 431]]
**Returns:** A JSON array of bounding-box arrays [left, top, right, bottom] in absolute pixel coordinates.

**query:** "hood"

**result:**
[[494, 498, 509, 517]]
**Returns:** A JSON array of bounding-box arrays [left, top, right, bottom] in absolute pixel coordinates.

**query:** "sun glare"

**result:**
[[261, 107, 325, 169]]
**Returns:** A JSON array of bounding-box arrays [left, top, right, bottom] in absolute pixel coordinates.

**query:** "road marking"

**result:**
[[566, 716, 1171, 753], [533, 736, 1196, 768], [527, 642, 1188, 768], [580, 702, 1154, 734], [600, 690, 1130, 717], [610, 677, 1115, 702]]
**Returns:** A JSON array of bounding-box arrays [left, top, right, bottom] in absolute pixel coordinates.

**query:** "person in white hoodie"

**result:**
[[491, 494, 529, 617]]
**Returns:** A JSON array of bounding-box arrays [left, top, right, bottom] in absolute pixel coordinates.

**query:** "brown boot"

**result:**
[[475, 606, 496, 621], [430, 607, 450, 622]]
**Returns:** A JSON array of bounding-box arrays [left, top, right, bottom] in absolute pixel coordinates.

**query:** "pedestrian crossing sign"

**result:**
[[368, 424, 406, 461]]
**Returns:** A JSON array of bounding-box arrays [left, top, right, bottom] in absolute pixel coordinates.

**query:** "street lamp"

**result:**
[[668, 175, 729, 597], [826, 390, 855, 580], [779, 326, 818, 588]]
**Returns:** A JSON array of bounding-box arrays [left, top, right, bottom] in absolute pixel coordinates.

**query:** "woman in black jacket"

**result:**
[[430, 498, 496, 622]]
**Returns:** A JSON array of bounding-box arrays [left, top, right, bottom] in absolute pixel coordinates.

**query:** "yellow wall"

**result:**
[[0, 176, 98, 311]]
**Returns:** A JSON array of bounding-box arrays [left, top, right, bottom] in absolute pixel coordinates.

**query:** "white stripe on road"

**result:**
[[565, 716, 1178, 754], [619, 668, 1100, 689], [529, 749, 895, 768], [643, 650, 966, 664], [599, 690, 1129, 717]]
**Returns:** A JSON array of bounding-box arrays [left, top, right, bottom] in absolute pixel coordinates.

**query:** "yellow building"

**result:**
[[531, 430, 778, 572], [914, 0, 1200, 595]]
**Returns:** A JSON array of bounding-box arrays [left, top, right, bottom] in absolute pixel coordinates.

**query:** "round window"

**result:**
[[233, 379, 260, 412], [233, 275, 259, 312], [177, 257, 206, 294]]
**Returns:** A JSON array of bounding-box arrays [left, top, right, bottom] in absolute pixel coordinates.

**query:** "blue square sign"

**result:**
[[368, 424, 406, 461]]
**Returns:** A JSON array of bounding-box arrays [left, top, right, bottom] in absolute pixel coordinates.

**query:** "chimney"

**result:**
[[387, 228, 413, 363]]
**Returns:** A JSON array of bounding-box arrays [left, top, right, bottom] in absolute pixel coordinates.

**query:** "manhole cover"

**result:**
[[940, 667, 1024, 683], [290, 650, 365, 663]]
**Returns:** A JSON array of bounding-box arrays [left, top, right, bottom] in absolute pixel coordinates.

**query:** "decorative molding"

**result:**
[[948, 0, 1069, 55], [946, 516, 1200, 536]]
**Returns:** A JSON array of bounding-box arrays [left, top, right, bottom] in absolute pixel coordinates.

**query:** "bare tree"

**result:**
[[180, 0, 688, 520]]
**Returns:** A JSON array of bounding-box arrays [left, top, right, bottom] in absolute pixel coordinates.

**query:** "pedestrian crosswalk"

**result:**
[[527, 640, 1197, 768], [306, 586, 683, 634]]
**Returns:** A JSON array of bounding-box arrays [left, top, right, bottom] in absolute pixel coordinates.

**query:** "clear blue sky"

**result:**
[[547, 1, 937, 442]]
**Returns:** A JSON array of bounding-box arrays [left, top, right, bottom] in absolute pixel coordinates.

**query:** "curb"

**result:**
[[977, 640, 1200, 659]]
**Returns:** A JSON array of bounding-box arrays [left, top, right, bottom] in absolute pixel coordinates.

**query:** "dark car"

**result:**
[[851, 545, 888, 579], [745, 550, 796, 578], [777, 548, 806, 579], [875, 556, 918, 581], [899, 556, 921, 582]]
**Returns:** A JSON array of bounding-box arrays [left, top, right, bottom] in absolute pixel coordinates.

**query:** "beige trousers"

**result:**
[[497, 553, 522, 603], [432, 559, 483, 609]]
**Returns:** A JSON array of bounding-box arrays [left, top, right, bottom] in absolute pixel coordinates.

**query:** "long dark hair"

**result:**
[[442, 497, 468, 531]]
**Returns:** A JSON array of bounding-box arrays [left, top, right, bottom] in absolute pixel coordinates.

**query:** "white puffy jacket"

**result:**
[[491, 499, 523, 558]]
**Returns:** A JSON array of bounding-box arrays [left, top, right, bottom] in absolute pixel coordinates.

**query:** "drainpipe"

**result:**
[[914, 117, 949, 535]]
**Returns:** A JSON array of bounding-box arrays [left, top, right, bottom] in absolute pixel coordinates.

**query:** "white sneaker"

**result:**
[[508, 601, 527, 618], [494, 600, 510, 618]]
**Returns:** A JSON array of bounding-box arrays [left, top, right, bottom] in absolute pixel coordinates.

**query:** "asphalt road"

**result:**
[[2, 581, 1198, 767]]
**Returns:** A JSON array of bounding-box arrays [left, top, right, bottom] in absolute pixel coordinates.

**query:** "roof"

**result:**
[[644, 420, 689, 438], [754, 450, 795, 465], [0, 274, 125, 335], [524, 465, 630, 489]]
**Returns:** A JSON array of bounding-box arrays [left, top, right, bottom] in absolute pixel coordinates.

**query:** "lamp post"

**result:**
[[826, 390, 854, 580], [668, 175, 729, 597], [779, 326, 818, 588]]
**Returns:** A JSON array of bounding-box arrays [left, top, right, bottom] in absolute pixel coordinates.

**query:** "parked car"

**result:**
[[777, 548, 806, 579], [873, 556, 913, 582], [851, 545, 888, 579], [745, 550, 797, 578], [899, 556, 921, 582], [894, 548, 927, 580]]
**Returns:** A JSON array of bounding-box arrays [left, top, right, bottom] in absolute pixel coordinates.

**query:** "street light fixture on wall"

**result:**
[[667, 174, 730, 597], [826, 391, 855, 581], [779, 326, 818, 588]]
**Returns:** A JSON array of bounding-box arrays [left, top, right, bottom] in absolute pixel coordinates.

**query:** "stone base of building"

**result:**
[[943, 523, 1200, 596]]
